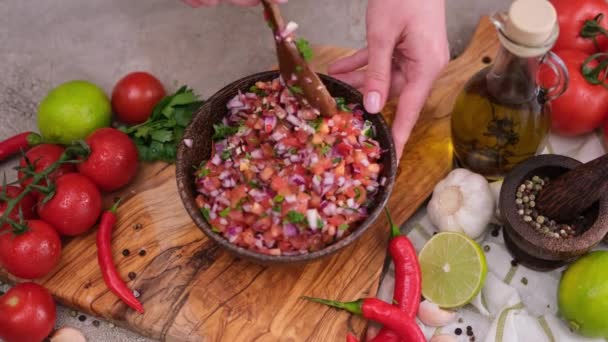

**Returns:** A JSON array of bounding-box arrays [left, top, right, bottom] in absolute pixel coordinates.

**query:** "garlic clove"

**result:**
[[417, 300, 457, 327], [430, 334, 458, 342], [50, 327, 87, 342], [489, 179, 504, 223]]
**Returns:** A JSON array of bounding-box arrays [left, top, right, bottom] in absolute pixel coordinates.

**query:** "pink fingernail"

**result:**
[[365, 91, 381, 113]]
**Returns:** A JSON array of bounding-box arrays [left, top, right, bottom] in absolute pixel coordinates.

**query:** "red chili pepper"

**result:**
[[371, 209, 422, 342], [303, 296, 425, 342], [0, 132, 42, 162], [346, 332, 359, 342], [96, 200, 144, 314]]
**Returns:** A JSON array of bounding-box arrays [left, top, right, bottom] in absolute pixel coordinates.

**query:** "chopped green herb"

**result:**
[[295, 38, 314, 61], [286, 210, 305, 224], [249, 180, 260, 189], [354, 187, 361, 200], [364, 142, 375, 148], [212, 123, 239, 141], [245, 152, 252, 159], [317, 218, 324, 228], [201, 207, 211, 221], [274, 195, 285, 203], [335, 97, 351, 112], [272, 205, 281, 213], [295, 65, 304, 73], [332, 157, 342, 164], [120, 86, 203, 163], [289, 85, 304, 95], [249, 85, 267, 97], [288, 148, 298, 155], [338, 223, 349, 231], [363, 120, 375, 138], [310, 118, 323, 132], [320, 145, 331, 156], [219, 207, 231, 217], [211, 226, 221, 233], [198, 168, 210, 178], [221, 149, 232, 160]]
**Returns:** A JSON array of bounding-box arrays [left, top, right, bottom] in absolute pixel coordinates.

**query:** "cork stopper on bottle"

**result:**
[[497, 0, 559, 57]]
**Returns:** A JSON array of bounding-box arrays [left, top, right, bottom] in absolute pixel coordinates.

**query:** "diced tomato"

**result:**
[[362, 142, 380, 156], [328, 215, 347, 227], [245, 115, 258, 128], [245, 133, 260, 148], [295, 129, 309, 143], [252, 216, 272, 232], [319, 121, 330, 135], [354, 150, 366, 163], [195, 195, 205, 208], [271, 177, 291, 196], [335, 142, 353, 157], [323, 135, 337, 145], [335, 161, 345, 177], [310, 193, 321, 208], [368, 163, 381, 174], [251, 202, 265, 215], [312, 134, 323, 145], [311, 158, 332, 175], [281, 137, 302, 148], [260, 166, 275, 181], [261, 144, 274, 158], [243, 214, 257, 226], [275, 124, 290, 136], [228, 210, 245, 223], [210, 218, 227, 232], [344, 187, 356, 198]]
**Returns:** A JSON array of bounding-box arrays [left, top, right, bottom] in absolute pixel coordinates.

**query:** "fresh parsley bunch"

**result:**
[[119, 86, 203, 163]]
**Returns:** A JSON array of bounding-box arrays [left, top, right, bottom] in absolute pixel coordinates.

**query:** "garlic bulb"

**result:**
[[50, 327, 87, 342], [417, 300, 457, 327], [427, 168, 495, 239]]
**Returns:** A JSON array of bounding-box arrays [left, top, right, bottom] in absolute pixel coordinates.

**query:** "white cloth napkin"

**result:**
[[376, 131, 607, 342]]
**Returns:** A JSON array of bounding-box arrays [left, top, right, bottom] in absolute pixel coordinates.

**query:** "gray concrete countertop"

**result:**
[[0, 0, 506, 340]]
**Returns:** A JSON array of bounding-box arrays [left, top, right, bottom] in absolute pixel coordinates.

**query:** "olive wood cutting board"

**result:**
[[0, 17, 497, 342]]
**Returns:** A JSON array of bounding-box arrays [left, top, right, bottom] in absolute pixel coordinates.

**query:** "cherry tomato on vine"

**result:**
[[111, 71, 166, 125], [0, 220, 62, 279], [77, 128, 139, 192], [38, 173, 102, 236], [17, 144, 75, 189], [0, 282, 56, 342]]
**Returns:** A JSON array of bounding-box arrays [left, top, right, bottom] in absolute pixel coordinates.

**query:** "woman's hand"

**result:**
[[183, 0, 286, 7], [328, 0, 449, 160]]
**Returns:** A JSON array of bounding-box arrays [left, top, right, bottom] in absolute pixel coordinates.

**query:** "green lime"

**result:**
[[37, 80, 111, 144], [418, 232, 487, 308], [559, 250, 608, 338]]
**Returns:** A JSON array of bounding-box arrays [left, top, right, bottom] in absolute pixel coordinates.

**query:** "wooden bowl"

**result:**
[[500, 154, 608, 271], [175, 71, 397, 265]]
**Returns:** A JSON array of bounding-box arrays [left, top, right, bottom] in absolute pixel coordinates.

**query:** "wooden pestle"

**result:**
[[260, 0, 337, 117], [536, 153, 608, 222]]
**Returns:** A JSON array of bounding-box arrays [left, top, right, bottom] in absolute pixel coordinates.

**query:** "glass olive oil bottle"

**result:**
[[451, 0, 568, 180]]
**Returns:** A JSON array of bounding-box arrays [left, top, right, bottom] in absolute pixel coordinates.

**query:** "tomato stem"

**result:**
[[581, 53, 608, 89], [580, 13, 608, 52]]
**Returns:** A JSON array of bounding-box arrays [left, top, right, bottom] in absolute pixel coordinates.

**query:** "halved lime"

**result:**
[[418, 232, 487, 309]]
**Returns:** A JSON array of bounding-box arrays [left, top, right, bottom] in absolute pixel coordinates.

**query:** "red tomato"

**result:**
[[0, 282, 56, 342], [0, 220, 61, 279], [540, 49, 608, 136], [38, 173, 102, 236], [111, 71, 166, 124], [550, 0, 608, 54], [77, 128, 139, 192], [0, 186, 37, 225], [18, 144, 75, 188]]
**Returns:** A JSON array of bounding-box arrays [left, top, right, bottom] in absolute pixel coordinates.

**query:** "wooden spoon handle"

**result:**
[[261, 0, 284, 33], [537, 153, 608, 221]]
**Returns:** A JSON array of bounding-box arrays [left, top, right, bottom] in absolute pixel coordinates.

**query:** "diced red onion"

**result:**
[[228, 235, 238, 243], [211, 154, 222, 165], [286, 104, 296, 115], [242, 204, 252, 212], [285, 195, 297, 203], [245, 92, 258, 99], [219, 171, 230, 180], [209, 211, 217, 220], [286, 114, 301, 127], [251, 149, 264, 159], [359, 207, 368, 216], [291, 73, 298, 82], [380, 177, 387, 186], [323, 174, 335, 186], [281, 21, 299, 38], [183, 139, 193, 148], [367, 185, 376, 192], [271, 132, 285, 141], [227, 226, 243, 236], [307, 209, 319, 230], [264, 116, 277, 132], [275, 105, 288, 119], [283, 224, 298, 237], [290, 154, 301, 163], [219, 218, 228, 225], [347, 198, 356, 208], [337, 176, 345, 187], [291, 174, 306, 185], [328, 119, 334, 127], [353, 180, 362, 187], [310, 154, 319, 165], [227, 95, 245, 110], [210, 190, 219, 197], [299, 184, 305, 192], [304, 77, 312, 84], [254, 239, 264, 249]]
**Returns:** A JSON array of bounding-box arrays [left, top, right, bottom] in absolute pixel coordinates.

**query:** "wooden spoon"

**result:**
[[260, 0, 337, 117], [536, 153, 608, 222]]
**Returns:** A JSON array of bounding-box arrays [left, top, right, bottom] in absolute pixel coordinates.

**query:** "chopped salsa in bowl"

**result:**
[[193, 77, 386, 256]]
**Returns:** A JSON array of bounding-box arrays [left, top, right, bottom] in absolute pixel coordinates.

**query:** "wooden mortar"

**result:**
[[499, 154, 608, 271]]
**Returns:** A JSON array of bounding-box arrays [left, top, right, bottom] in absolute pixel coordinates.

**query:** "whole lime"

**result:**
[[38, 80, 111, 144], [559, 250, 608, 338]]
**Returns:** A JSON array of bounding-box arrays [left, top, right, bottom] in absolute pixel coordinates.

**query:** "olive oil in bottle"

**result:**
[[451, 0, 568, 180]]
